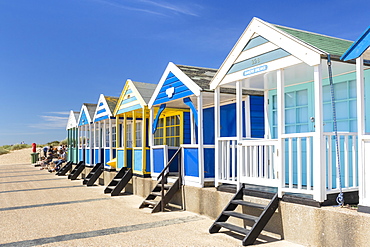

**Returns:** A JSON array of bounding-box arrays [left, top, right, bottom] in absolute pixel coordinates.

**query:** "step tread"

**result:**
[[113, 179, 122, 182], [150, 192, 163, 197], [155, 184, 171, 189], [215, 222, 250, 235], [231, 200, 266, 209], [143, 200, 158, 206], [107, 186, 116, 189], [223, 211, 259, 222]]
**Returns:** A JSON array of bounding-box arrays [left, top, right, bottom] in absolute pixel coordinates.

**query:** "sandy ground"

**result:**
[[0, 149, 303, 246], [0, 148, 35, 165]]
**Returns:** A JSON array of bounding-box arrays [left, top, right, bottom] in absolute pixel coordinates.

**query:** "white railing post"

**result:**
[[214, 87, 221, 186], [236, 80, 243, 190], [277, 69, 285, 198], [313, 63, 326, 202], [356, 56, 366, 205], [198, 92, 204, 187]]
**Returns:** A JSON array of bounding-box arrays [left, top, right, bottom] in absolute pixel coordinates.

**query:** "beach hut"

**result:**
[[92, 94, 119, 170], [77, 103, 97, 166], [209, 17, 361, 204], [341, 26, 370, 213], [147, 62, 264, 188], [66, 110, 79, 163], [113, 80, 157, 176]]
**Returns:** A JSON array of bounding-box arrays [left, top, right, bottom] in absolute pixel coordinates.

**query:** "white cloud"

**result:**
[[88, 0, 200, 17], [138, 0, 200, 16], [29, 114, 69, 130], [89, 0, 167, 16]]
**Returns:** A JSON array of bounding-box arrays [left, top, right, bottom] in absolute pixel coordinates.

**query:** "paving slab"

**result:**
[[0, 163, 303, 246]]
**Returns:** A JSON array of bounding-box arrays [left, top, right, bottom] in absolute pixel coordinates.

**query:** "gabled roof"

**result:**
[[66, 110, 80, 130], [341, 26, 370, 61], [77, 103, 97, 126], [114, 79, 157, 116], [176, 64, 217, 91], [148, 62, 217, 108], [275, 25, 352, 57], [210, 17, 352, 89], [93, 94, 119, 122]]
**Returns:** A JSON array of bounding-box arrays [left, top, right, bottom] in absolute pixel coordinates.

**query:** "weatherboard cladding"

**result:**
[[79, 103, 96, 126], [116, 81, 155, 114], [152, 65, 219, 105], [153, 72, 194, 105], [94, 96, 118, 122], [79, 110, 89, 126]]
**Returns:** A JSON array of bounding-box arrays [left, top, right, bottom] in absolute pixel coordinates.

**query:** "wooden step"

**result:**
[[107, 186, 115, 190], [231, 200, 266, 209], [223, 211, 259, 222], [113, 178, 122, 182], [215, 222, 250, 235]]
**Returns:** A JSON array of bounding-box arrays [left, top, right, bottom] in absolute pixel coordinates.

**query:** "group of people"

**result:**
[[39, 145, 67, 172]]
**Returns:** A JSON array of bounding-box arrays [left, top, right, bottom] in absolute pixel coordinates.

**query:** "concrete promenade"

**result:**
[[0, 162, 302, 247]]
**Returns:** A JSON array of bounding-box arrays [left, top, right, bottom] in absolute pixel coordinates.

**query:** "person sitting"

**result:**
[[52, 150, 66, 171], [39, 153, 53, 170]]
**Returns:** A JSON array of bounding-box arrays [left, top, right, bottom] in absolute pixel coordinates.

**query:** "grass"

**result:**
[[0, 148, 10, 155], [0, 139, 67, 156]]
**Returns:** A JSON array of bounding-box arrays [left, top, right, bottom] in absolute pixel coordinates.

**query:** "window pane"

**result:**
[[296, 90, 308, 106], [334, 82, 347, 100], [349, 80, 356, 98], [285, 109, 295, 124], [285, 92, 295, 107], [297, 107, 308, 123], [336, 101, 348, 120]]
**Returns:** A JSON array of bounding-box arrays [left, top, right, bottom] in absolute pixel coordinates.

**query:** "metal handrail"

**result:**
[[157, 146, 182, 212]]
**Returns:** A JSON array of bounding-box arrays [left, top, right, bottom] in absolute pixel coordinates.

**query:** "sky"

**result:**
[[0, 0, 369, 146]]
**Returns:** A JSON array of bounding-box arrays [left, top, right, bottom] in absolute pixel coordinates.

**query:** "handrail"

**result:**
[[157, 146, 182, 212], [157, 146, 182, 181]]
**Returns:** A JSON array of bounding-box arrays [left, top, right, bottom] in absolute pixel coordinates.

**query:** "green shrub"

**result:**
[[9, 144, 31, 151], [0, 148, 10, 155], [1, 145, 12, 150], [59, 139, 67, 145], [46, 141, 60, 147]]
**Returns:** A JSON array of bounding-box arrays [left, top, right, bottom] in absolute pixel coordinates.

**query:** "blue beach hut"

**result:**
[[148, 62, 264, 187], [77, 103, 97, 166], [92, 94, 119, 170]]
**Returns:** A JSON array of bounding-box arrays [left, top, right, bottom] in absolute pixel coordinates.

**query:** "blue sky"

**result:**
[[0, 0, 369, 146]]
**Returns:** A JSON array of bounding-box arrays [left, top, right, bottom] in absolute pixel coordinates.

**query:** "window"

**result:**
[[154, 115, 181, 146], [112, 126, 116, 148], [136, 121, 142, 147], [126, 122, 133, 148], [105, 125, 110, 147], [166, 116, 180, 146], [271, 86, 311, 138], [154, 118, 164, 145], [323, 80, 357, 132]]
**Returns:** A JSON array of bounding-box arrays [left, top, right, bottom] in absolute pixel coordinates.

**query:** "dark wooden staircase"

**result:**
[[209, 186, 279, 246], [68, 161, 85, 180], [55, 161, 73, 176], [83, 162, 104, 186], [139, 147, 182, 213], [104, 167, 133, 196]]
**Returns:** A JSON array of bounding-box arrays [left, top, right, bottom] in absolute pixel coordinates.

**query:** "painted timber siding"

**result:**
[[152, 72, 194, 105], [116, 87, 141, 115], [78, 110, 89, 126], [228, 48, 291, 74]]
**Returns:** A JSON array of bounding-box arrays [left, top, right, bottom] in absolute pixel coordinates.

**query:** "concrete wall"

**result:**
[[99, 175, 370, 246]]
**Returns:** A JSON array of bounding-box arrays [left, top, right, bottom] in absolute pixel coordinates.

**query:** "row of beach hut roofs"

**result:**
[[66, 18, 370, 212]]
